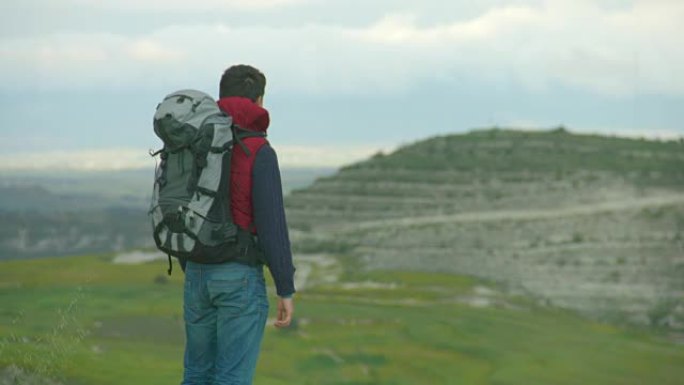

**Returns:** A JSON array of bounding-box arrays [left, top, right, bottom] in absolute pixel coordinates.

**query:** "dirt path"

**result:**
[[325, 193, 684, 233]]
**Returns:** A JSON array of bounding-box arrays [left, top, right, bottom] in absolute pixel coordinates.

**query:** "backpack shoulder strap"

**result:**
[[231, 125, 267, 157]]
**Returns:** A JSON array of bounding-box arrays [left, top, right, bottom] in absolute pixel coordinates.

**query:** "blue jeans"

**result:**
[[181, 260, 269, 385]]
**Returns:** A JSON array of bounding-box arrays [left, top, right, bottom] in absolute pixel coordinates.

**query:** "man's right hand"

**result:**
[[274, 297, 293, 328]]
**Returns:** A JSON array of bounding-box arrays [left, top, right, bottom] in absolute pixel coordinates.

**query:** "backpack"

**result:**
[[148, 89, 266, 275]]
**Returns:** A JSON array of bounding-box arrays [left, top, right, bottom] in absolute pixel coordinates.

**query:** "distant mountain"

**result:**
[[0, 207, 151, 259], [0, 185, 139, 212], [285, 127, 684, 329], [0, 167, 335, 212], [0, 166, 333, 260]]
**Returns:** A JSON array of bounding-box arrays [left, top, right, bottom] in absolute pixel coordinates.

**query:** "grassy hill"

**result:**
[[1, 253, 683, 385], [358, 127, 683, 178], [287, 127, 684, 228], [285, 128, 684, 329], [3, 128, 684, 384]]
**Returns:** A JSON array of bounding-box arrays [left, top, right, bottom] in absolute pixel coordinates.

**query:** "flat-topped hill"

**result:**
[[287, 128, 684, 229], [350, 127, 683, 175], [286, 128, 684, 329]]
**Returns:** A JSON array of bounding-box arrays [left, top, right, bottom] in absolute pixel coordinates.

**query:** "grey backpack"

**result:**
[[148, 89, 265, 274]]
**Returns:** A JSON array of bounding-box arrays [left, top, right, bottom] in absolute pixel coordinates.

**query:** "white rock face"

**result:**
[[287, 165, 684, 329], [112, 251, 166, 264]]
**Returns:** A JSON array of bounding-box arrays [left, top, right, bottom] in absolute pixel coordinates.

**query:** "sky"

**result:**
[[0, 0, 682, 170]]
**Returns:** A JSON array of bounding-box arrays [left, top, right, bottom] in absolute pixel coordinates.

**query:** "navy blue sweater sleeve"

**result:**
[[252, 144, 296, 297]]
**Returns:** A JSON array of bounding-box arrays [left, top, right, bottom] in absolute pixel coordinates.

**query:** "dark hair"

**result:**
[[219, 64, 266, 101]]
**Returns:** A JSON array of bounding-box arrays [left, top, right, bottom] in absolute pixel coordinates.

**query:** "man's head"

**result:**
[[219, 64, 266, 106]]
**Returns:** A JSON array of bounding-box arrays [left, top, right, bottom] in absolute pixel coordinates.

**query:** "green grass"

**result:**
[[1, 254, 683, 385]]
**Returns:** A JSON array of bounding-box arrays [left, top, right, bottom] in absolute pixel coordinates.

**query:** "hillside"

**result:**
[[285, 128, 684, 329], [1, 254, 683, 385]]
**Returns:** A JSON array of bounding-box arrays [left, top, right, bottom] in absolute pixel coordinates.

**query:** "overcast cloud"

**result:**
[[0, 0, 682, 170]]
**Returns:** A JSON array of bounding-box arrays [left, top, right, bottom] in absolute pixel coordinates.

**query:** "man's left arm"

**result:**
[[252, 144, 296, 298]]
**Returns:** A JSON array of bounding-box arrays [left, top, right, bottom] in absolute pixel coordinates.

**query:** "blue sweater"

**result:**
[[252, 144, 296, 297]]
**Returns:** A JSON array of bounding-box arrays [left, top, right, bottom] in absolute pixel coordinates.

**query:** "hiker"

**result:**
[[181, 64, 296, 385]]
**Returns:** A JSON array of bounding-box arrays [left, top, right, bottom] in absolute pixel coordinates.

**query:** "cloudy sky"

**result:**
[[0, 0, 682, 170]]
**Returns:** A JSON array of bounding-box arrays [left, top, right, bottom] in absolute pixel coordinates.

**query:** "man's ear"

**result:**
[[255, 95, 264, 107]]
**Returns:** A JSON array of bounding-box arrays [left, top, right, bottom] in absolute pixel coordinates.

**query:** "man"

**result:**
[[181, 64, 296, 385]]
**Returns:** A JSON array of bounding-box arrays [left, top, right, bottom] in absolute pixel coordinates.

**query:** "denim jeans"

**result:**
[[181, 260, 269, 385]]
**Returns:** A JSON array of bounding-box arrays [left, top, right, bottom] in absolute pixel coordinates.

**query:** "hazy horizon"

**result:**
[[1, 125, 682, 172], [1, 0, 682, 170]]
